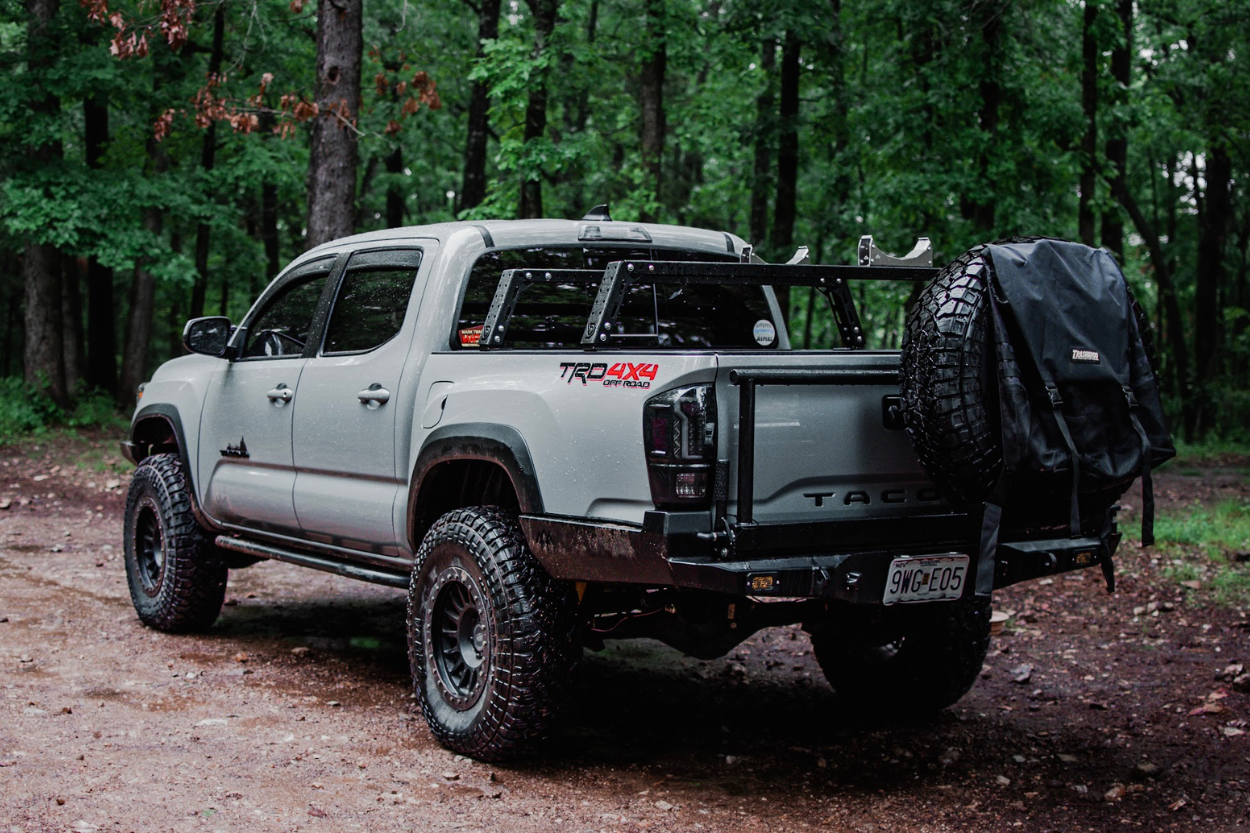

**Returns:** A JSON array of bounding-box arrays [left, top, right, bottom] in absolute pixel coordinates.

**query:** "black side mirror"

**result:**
[[183, 316, 233, 357]]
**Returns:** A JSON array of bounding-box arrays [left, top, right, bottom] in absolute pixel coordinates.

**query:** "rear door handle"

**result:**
[[266, 384, 293, 406], [358, 384, 391, 409]]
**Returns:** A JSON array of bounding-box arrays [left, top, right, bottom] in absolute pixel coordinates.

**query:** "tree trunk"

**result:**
[[23, 0, 67, 406], [120, 136, 167, 409], [83, 94, 117, 397], [385, 146, 405, 228], [190, 4, 226, 319], [1101, 0, 1131, 260], [518, 0, 559, 219], [261, 180, 280, 282], [1078, 0, 1098, 247], [968, 0, 1002, 234], [61, 257, 84, 396], [460, 0, 501, 212], [1108, 173, 1194, 438], [770, 31, 801, 324], [638, 0, 666, 222], [305, 0, 363, 248], [749, 38, 776, 249], [1193, 144, 1232, 435]]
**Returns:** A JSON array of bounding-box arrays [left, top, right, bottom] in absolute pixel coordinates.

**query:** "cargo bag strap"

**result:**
[[1045, 385, 1082, 537], [1123, 385, 1156, 547], [976, 477, 1011, 598]]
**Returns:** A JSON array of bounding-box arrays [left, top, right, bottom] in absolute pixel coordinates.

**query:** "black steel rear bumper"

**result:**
[[520, 510, 1120, 605]]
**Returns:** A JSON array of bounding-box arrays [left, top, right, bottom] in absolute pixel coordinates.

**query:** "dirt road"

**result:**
[[1, 433, 1247, 831]]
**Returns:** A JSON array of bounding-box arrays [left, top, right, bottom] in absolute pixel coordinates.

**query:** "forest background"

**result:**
[[1, 0, 1247, 443]]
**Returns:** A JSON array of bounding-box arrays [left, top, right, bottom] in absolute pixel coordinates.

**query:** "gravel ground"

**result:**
[[1, 432, 1248, 832]]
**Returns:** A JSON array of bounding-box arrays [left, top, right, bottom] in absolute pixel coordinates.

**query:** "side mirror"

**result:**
[[183, 317, 233, 357]]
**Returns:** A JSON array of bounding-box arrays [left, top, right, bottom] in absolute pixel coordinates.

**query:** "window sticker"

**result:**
[[459, 325, 483, 347], [753, 319, 777, 346]]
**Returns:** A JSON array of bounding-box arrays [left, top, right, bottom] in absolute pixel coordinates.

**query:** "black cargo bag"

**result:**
[[977, 240, 1175, 591]]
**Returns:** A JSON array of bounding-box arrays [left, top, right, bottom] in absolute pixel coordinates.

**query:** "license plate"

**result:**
[[883, 554, 969, 605]]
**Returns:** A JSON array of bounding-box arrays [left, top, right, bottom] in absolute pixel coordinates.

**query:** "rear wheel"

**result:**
[[123, 453, 228, 632], [809, 596, 991, 713], [408, 507, 579, 761]]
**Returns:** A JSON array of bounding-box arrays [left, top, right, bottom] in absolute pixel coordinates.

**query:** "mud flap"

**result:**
[[976, 500, 1002, 598]]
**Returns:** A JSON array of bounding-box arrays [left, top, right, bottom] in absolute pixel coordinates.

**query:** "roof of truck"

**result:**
[[303, 218, 746, 259]]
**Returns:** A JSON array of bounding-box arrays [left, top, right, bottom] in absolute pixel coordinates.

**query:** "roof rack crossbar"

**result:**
[[579, 260, 938, 349]]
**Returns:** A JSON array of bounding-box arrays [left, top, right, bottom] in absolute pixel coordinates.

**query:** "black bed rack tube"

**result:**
[[728, 367, 899, 525]]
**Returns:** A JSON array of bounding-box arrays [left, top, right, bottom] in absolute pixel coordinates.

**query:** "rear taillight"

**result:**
[[643, 384, 717, 508]]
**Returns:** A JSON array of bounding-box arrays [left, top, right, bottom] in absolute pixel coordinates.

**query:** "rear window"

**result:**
[[454, 246, 778, 350]]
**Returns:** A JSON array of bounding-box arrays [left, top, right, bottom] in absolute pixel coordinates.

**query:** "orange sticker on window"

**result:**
[[459, 325, 483, 347]]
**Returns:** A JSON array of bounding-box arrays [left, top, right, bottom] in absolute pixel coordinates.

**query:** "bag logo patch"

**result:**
[[1071, 348, 1100, 364]]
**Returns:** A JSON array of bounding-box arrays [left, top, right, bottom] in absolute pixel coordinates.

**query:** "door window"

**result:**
[[322, 265, 420, 355], [243, 274, 330, 359]]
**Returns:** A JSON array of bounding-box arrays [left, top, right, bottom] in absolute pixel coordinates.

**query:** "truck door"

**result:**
[[198, 255, 339, 535], [291, 247, 428, 555]]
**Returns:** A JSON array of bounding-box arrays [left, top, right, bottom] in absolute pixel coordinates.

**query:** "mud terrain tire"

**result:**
[[123, 453, 228, 632], [810, 596, 992, 712], [408, 507, 579, 761]]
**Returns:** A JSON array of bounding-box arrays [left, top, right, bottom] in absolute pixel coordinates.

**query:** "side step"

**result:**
[[215, 536, 410, 589]]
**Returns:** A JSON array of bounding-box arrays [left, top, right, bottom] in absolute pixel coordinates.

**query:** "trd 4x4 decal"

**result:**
[[558, 362, 659, 389]]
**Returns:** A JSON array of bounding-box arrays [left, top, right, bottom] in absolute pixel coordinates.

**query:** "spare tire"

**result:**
[[900, 239, 1150, 530]]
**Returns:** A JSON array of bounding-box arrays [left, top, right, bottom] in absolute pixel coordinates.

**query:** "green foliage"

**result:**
[[0, 379, 124, 444], [1154, 499, 1250, 605], [0, 0, 1244, 442]]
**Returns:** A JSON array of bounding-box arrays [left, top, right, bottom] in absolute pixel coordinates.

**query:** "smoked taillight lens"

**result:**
[[643, 385, 717, 508]]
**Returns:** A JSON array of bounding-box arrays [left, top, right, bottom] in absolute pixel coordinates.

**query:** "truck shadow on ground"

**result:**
[[208, 596, 1154, 815]]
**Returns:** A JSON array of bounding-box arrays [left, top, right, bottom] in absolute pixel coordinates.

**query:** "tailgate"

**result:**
[[716, 351, 945, 525]]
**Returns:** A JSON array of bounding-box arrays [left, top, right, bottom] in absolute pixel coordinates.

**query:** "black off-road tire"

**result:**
[[408, 507, 580, 761], [901, 238, 1154, 526], [123, 453, 228, 632], [809, 596, 992, 713], [900, 243, 1005, 506]]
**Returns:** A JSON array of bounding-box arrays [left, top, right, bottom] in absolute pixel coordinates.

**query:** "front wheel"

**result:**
[[408, 507, 579, 761], [123, 453, 228, 632], [809, 596, 992, 713]]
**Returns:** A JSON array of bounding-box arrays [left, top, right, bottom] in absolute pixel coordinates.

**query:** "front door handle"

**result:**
[[358, 384, 391, 409], [266, 384, 293, 406]]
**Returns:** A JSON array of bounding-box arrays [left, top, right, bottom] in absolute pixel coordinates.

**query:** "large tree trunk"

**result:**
[[83, 94, 117, 396], [1078, 0, 1098, 247], [1101, 0, 1131, 260], [749, 38, 776, 249], [638, 0, 666, 222], [120, 136, 167, 409], [305, 0, 363, 248], [770, 31, 801, 325], [190, 5, 226, 319], [518, 0, 559, 219], [23, 0, 67, 406], [460, 0, 501, 212], [1193, 144, 1232, 435]]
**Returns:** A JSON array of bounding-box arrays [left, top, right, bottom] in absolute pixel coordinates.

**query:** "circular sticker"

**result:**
[[753, 319, 777, 346]]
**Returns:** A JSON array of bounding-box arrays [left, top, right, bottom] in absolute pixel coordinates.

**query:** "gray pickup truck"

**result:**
[[121, 216, 1144, 760]]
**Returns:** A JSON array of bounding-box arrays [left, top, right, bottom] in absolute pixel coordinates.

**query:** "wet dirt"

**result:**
[[1, 430, 1247, 831]]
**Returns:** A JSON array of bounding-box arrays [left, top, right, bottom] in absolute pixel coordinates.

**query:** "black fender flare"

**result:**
[[127, 404, 219, 532], [407, 423, 544, 549]]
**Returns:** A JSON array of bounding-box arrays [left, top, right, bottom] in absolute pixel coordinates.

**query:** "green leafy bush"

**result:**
[[0, 379, 125, 444]]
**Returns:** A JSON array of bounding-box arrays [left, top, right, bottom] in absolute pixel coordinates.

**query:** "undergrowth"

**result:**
[[1154, 499, 1250, 606], [0, 378, 126, 445]]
